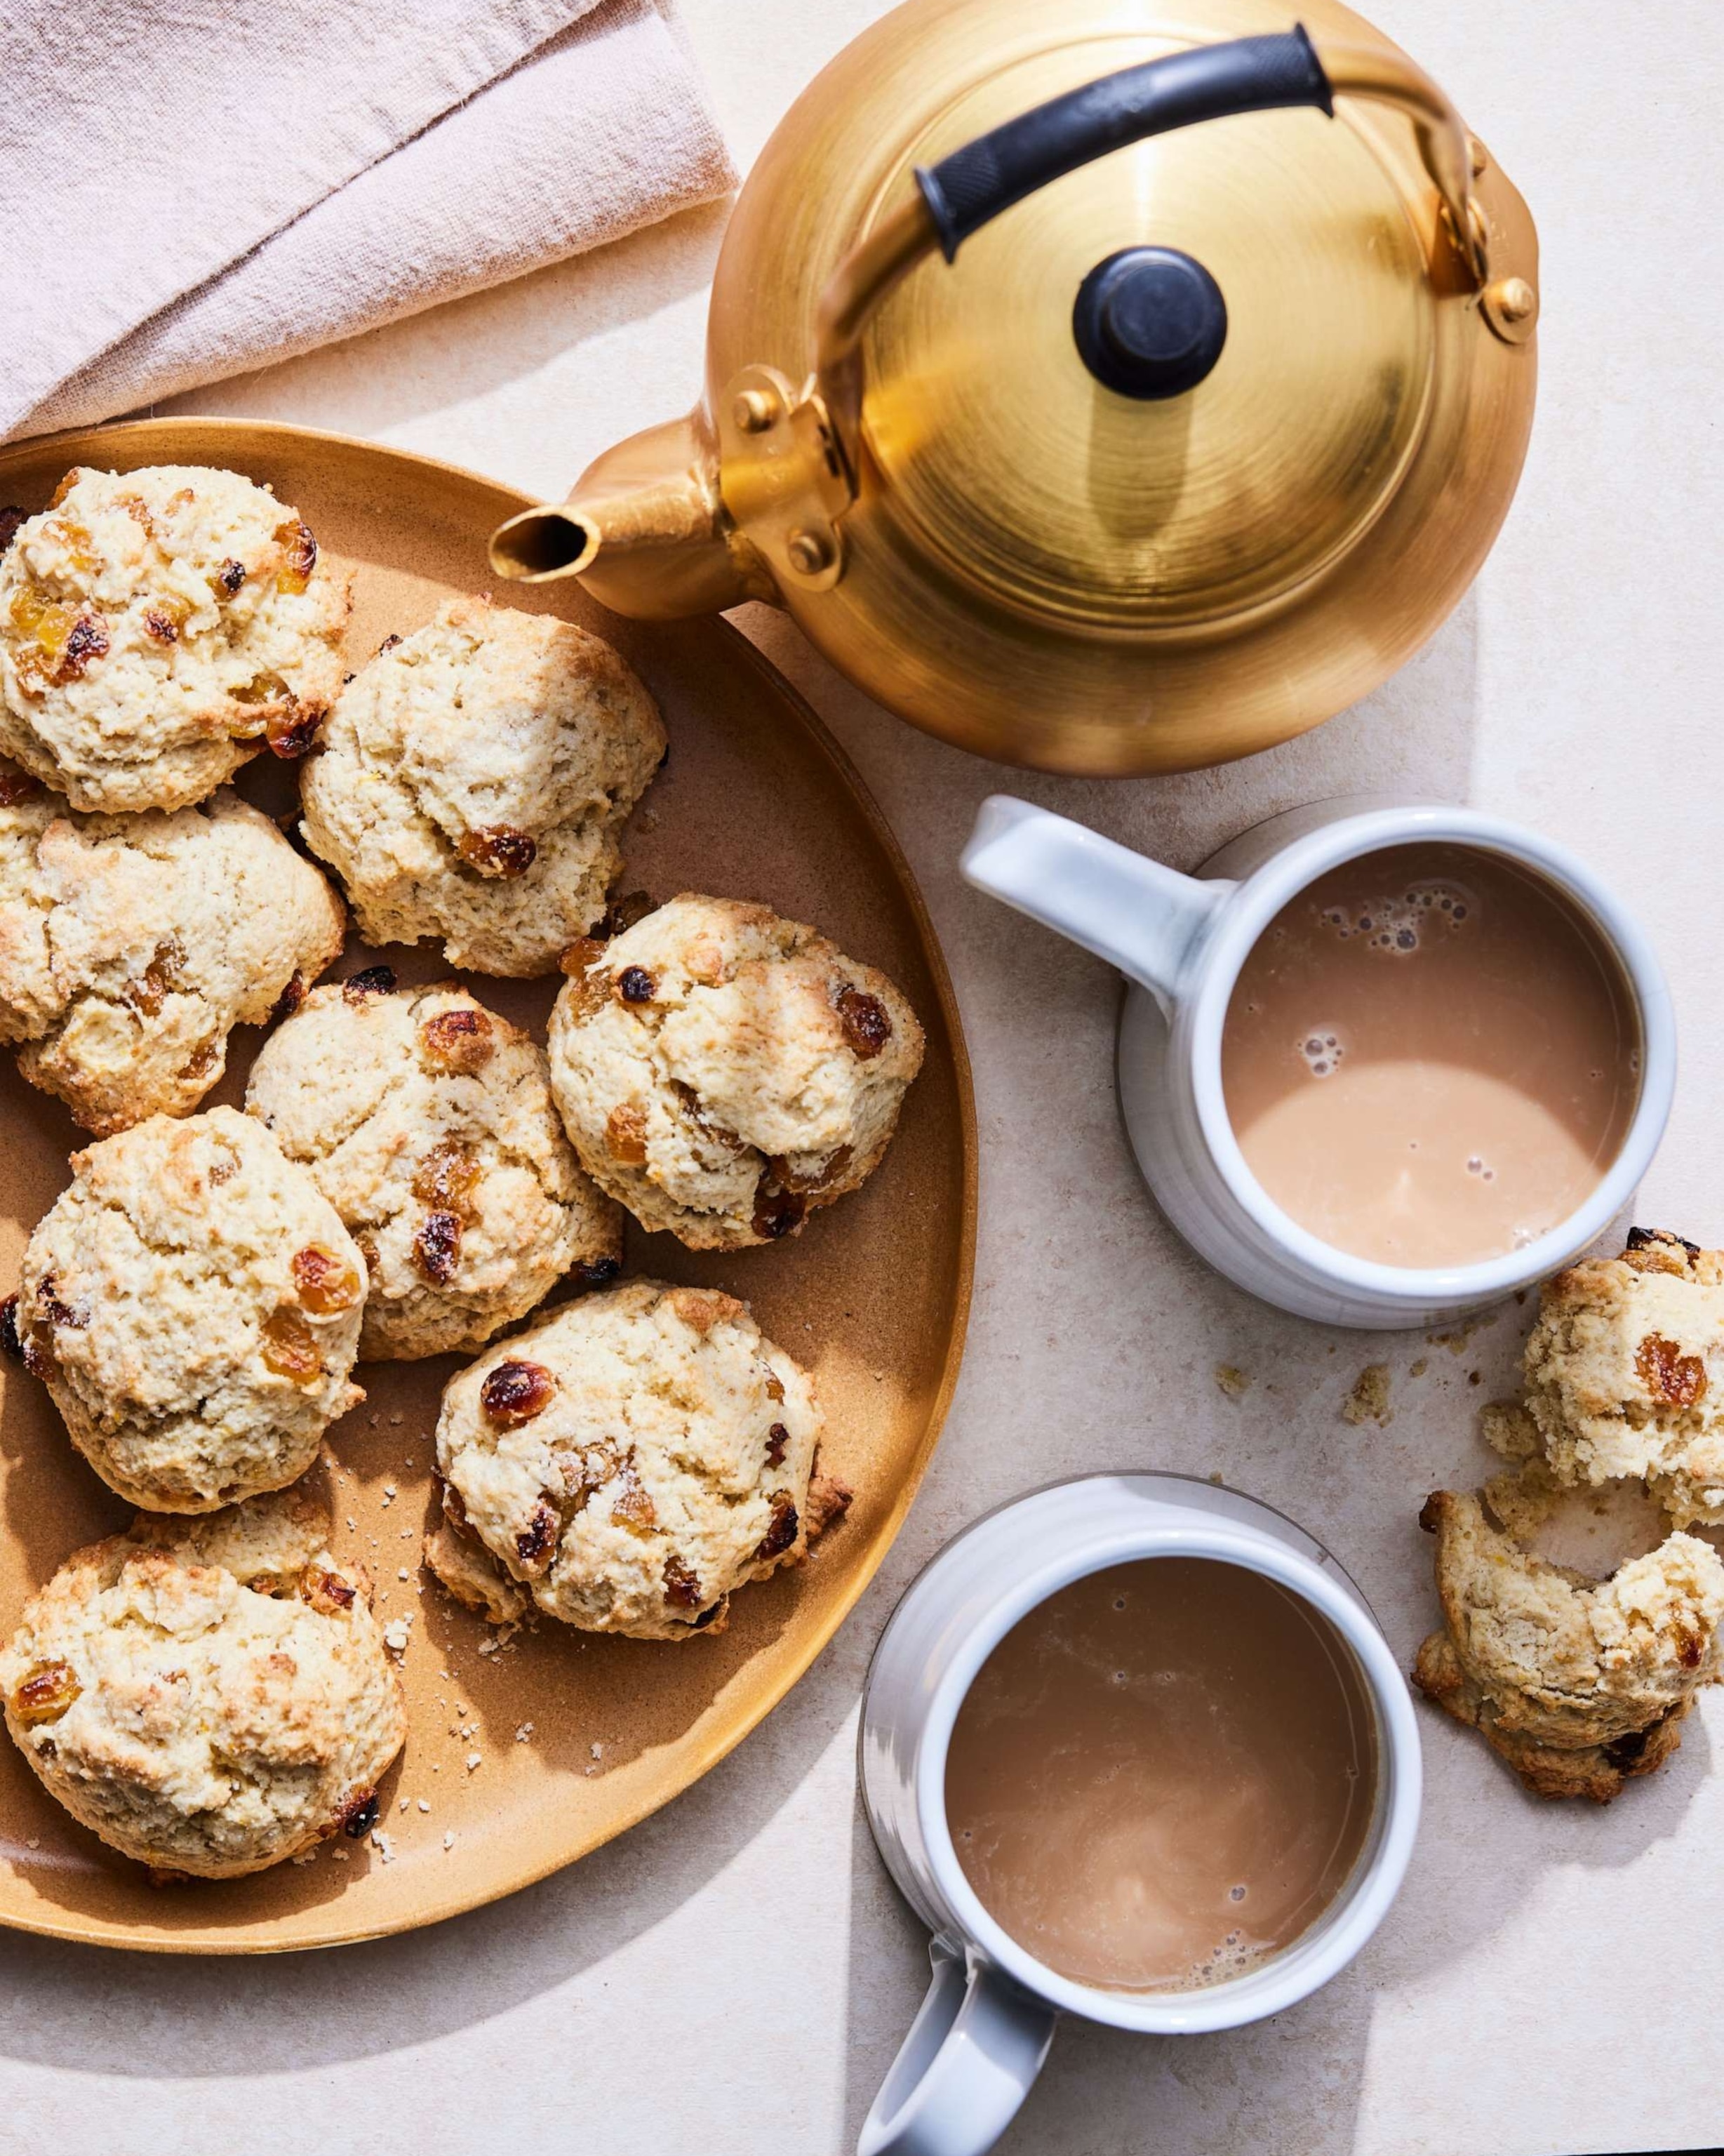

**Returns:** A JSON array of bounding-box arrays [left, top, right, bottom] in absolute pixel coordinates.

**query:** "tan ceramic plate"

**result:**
[[0, 418, 974, 1952]]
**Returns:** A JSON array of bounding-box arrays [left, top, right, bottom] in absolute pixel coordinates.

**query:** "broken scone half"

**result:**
[[1413, 1463, 1724, 1802]]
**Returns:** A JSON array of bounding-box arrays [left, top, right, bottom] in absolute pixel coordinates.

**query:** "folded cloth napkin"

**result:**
[[2, 0, 735, 443]]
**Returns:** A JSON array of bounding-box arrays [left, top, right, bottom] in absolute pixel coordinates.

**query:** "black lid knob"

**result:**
[[1073, 247, 1228, 401]]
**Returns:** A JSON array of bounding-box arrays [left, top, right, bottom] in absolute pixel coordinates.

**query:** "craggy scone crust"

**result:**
[[246, 971, 622, 1361], [0, 1493, 405, 1877], [300, 597, 665, 976], [433, 1278, 821, 1640], [15, 1108, 366, 1511], [1520, 1227, 1724, 1526], [1412, 1472, 1724, 1802], [547, 894, 925, 1249], [0, 768, 345, 1136], [0, 465, 351, 812]]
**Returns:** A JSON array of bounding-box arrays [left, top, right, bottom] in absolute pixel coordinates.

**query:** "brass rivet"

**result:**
[[732, 390, 775, 433], [1468, 133, 1489, 177], [1495, 276, 1537, 323], [787, 528, 831, 575]]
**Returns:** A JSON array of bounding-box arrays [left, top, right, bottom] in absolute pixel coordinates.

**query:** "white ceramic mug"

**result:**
[[961, 794, 1676, 1328], [857, 1472, 1421, 2156]]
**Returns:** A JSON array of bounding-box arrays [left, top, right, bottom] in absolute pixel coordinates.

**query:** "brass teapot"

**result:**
[[490, 0, 1537, 776]]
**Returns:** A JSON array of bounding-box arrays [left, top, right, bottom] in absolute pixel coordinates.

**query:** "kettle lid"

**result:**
[[858, 37, 1445, 628]]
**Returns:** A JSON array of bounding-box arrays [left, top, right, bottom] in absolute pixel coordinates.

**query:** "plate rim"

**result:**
[[0, 415, 977, 1954]]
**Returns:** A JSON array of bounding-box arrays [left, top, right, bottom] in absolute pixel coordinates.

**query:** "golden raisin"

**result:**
[[265, 703, 321, 759], [413, 1211, 462, 1285], [481, 1360, 556, 1427], [764, 1423, 789, 1468], [142, 607, 179, 644], [342, 964, 396, 1004], [413, 1140, 481, 1219], [11, 1660, 80, 1726], [836, 985, 892, 1060], [606, 1104, 648, 1165], [756, 1491, 799, 1561], [293, 1244, 362, 1314], [126, 938, 185, 1018], [610, 1458, 657, 1535], [752, 1180, 806, 1241], [420, 1006, 495, 1074], [1636, 1333, 1707, 1407], [600, 891, 654, 938], [178, 1039, 220, 1084], [261, 1308, 322, 1383], [212, 558, 246, 598], [232, 671, 286, 705], [275, 519, 318, 594], [457, 825, 537, 879], [515, 1497, 561, 1575], [272, 971, 306, 1024], [35, 1272, 86, 1329], [301, 1565, 356, 1616], [558, 939, 610, 1020], [663, 1554, 702, 1609]]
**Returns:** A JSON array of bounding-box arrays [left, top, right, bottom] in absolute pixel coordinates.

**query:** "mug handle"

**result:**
[[859, 1939, 1057, 2156], [961, 794, 1231, 1013]]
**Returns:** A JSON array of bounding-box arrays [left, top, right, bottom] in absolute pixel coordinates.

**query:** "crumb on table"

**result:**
[[1343, 1364, 1394, 1426]]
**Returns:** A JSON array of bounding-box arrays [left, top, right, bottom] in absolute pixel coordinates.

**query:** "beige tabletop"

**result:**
[[2, 2, 1720, 2150]]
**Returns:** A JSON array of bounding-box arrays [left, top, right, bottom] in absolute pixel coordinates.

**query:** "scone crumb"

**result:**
[[465, 1752, 482, 1774], [443, 1830, 456, 1851], [1342, 1365, 1394, 1426], [370, 1830, 395, 1863], [1410, 1357, 1429, 1378], [417, 1799, 431, 1814], [515, 1722, 535, 1743], [1214, 1363, 1252, 1399], [382, 1616, 411, 1653]]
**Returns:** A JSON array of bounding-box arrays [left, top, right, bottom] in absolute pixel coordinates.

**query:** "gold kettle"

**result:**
[[490, 0, 1537, 776]]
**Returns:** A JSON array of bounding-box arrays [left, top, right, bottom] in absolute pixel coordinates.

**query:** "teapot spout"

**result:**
[[488, 413, 768, 619]]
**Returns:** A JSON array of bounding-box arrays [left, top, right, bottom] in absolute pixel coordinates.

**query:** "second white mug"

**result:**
[[961, 794, 1675, 1328]]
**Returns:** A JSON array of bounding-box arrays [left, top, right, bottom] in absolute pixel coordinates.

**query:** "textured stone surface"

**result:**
[[2, 2, 1720, 2151]]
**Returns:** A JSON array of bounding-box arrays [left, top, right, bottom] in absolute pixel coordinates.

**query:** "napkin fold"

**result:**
[[2, 0, 736, 443]]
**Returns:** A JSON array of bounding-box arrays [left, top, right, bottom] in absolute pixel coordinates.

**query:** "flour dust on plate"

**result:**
[[943, 1557, 1377, 1993], [1222, 843, 1642, 1268]]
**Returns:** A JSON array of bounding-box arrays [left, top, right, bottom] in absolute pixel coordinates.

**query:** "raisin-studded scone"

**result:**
[[246, 970, 622, 1361], [1514, 1228, 1724, 1526], [1412, 1473, 1724, 1802], [13, 1108, 366, 1510], [300, 598, 665, 976], [547, 894, 924, 1249], [0, 1493, 405, 1878], [431, 1279, 831, 1640], [0, 465, 351, 812], [0, 769, 344, 1136]]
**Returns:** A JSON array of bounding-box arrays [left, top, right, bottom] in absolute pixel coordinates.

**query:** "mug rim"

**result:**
[[914, 1526, 1422, 2035], [1185, 804, 1676, 1303]]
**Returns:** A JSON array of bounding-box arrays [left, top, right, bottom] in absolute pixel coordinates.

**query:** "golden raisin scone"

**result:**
[[1515, 1227, 1724, 1526], [431, 1277, 833, 1640], [0, 768, 344, 1136], [0, 1493, 405, 1878], [246, 969, 622, 1361], [13, 1108, 366, 1511], [1412, 1474, 1724, 1802], [300, 597, 665, 976], [0, 465, 351, 812], [547, 893, 925, 1249]]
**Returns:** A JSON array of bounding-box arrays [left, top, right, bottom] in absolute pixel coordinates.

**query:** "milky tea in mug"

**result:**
[[1219, 841, 1642, 1267], [944, 1558, 1377, 1993]]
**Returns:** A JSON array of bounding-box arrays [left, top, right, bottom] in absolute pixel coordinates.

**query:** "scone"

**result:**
[[0, 465, 351, 812], [300, 597, 665, 976], [13, 1107, 366, 1510], [1412, 1474, 1724, 1802], [0, 1493, 405, 1877], [246, 971, 622, 1360], [0, 768, 344, 1136], [1516, 1227, 1724, 1526], [431, 1279, 827, 1639], [546, 894, 925, 1249]]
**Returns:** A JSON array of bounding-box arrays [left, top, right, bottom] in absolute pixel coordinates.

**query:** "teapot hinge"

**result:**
[[716, 364, 855, 595]]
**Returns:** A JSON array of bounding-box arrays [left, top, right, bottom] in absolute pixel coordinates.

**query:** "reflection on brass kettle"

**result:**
[[490, 0, 1538, 777]]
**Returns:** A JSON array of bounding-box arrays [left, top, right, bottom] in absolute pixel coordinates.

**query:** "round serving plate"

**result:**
[[0, 418, 975, 1952]]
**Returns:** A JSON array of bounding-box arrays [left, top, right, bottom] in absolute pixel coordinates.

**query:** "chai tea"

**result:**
[[1220, 842, 1640, 1267], [944, 1558, 1376, 1994]]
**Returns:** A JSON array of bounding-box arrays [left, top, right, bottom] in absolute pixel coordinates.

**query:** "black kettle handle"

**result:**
[[916, 29, 1334, 262]]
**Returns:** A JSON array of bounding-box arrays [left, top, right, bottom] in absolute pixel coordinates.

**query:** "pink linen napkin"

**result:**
[[2, 0, 736, 442]]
